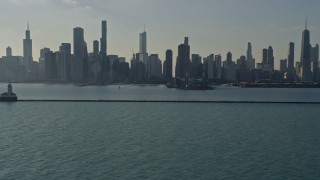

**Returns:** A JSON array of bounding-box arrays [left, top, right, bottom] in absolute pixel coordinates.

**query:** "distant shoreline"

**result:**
[[2, 81, 320, 89], [13, 100, 320, 104], [0, 81, 166, 86]]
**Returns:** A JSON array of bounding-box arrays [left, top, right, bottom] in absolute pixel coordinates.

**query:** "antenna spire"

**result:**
[[144, 24, 145, 32], [305, 16, 308, 30], [27, 22, 29, 31]]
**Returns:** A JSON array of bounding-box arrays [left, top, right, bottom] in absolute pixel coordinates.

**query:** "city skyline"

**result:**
[[1, 0, 320, 70]]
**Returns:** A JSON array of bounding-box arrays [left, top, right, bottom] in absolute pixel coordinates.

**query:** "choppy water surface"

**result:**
[[1, 83, 320, 102], [1, 102, 320, 179]]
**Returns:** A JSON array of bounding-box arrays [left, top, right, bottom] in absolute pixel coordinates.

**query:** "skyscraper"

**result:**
[[207, 54, 215, 80], [93, 40, 99, 56], [100, 20, 107, 56], [191, 54, 202, 78], [267, 46, 274, 70], [215, 55, 222, 80], [6, 47, 12, 57], [39, 47, 51, 79], [246, 42, 254, 69], [59, 43, 72, 81], [310, 44, 319, 81], [23, 23, 33, 72], [139, 30, 147, 54], [165, 49, 173, 80], [44, 50, 57, 80], [99, 20, 109, 83], [280, 59, 288, 73], [175, 37, 191, 78], [300, 20, 312, 81], [147, 54, 162, 79], [287, 42, 295, 80], [226, 52, 232, 65], [223, 52, 236, 82], [262, 48, 268, 64], [137, 28, 148, 79], [72, 27, 87, 81]]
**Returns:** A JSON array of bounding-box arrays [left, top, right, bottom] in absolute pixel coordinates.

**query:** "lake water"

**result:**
[[1, 83, 320, 102], [0, 84, 320, 179]]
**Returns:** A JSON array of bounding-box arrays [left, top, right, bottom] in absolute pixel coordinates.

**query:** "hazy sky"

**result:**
[[1, 0, 320, 69]]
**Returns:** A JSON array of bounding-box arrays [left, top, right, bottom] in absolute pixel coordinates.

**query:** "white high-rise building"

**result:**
[[139, 31, 147, 54], [138, 28, 148, 76]]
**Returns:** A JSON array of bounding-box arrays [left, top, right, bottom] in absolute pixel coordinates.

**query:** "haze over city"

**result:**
[[2, 1, 320, 179], [1, 0, 320, 69]]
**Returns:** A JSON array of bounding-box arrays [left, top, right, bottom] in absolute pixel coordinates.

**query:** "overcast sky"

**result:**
[[1, 0, 320, 69]]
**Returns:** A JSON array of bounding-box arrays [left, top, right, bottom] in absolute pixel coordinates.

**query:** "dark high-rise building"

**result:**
[[237, 55, 247, 70], [6, 47, 12, 57], [59, 43, 72, 80], [39, 47, 51, 79], [237, 55, 251, 82], [262, 48, 268, 64], [72, 27, 87, 81], [192, 54, 201, 65], [207, 54, 215, 80], [191, 54, 203, 78], [227, 52, 232, 64], [112, 57, 129, 83], [83, 42, 89, 80], [23, 23, 33, 72], [130, 53, 146, 83], [100, 20, 109, 83], [267, 46, 274, 70], [93, 40, 99, 56], [223, 52, 236, 82], [280, 59, 288, 73], [40, 48, 51, 61], [260, 47, 273, 72], [310, 44, 319, 81], [247, 42, 254, 69], [165, 49, 173, 80], [287, 42, 295, 80], [300, 21, 312, 81], [45, 50, 57, 80], [147, 54, 162, 79], [175, 37, 191, 78], [100, 20, 107, 56], [215, 55, 222, 80]]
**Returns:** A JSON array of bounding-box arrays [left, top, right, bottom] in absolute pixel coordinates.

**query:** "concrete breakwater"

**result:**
[[15, 99, 320, 104]]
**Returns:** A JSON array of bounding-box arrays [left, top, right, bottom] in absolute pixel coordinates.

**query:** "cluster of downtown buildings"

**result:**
[[0, 20, 319, 84]]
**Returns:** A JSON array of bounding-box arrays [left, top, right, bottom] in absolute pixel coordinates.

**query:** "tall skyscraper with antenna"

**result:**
[[175, 37, 191, 78], [300, 18, 312, 81], [137, 26, 148, 78], [23, 23, 33, 72]]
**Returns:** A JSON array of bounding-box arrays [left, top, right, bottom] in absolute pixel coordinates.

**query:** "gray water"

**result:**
[[1, 83, 320, 102], [0, 84, 320, 179]]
